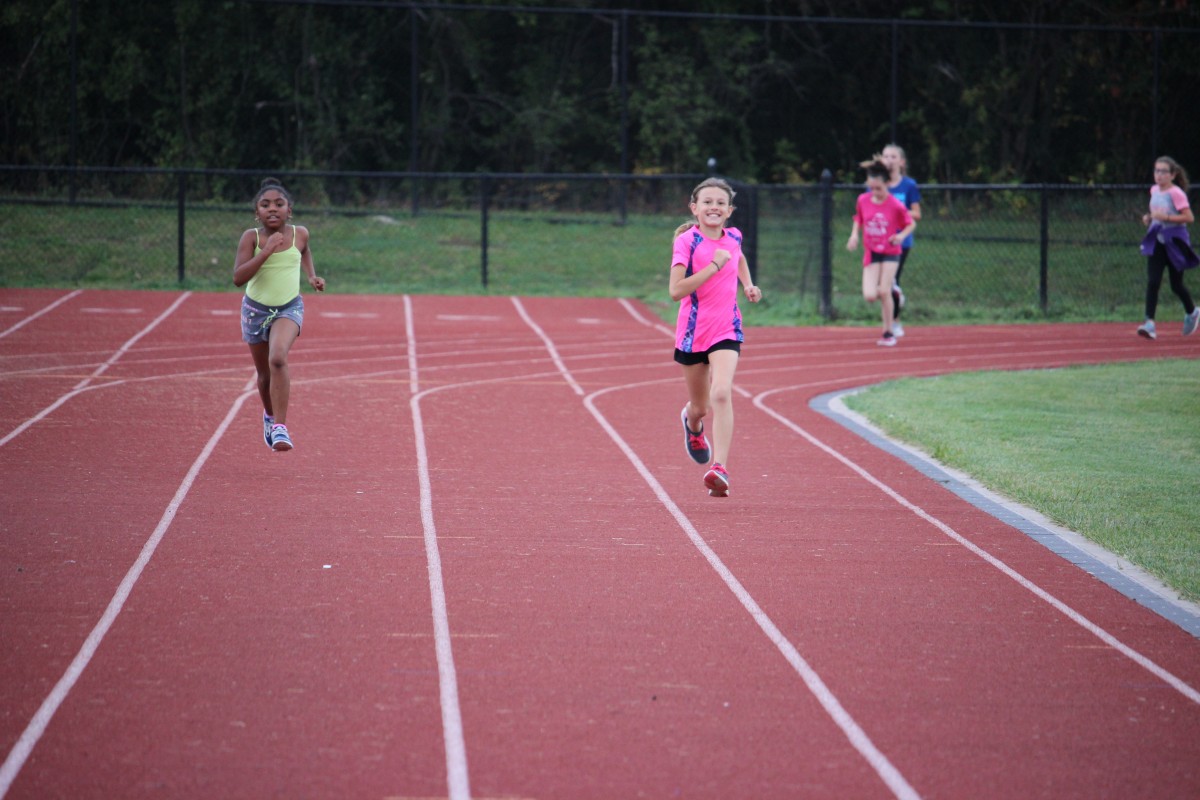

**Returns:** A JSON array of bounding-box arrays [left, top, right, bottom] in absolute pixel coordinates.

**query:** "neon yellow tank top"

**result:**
[[246, 226, 302, 307]]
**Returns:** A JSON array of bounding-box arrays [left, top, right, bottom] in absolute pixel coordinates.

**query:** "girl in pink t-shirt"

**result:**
[[847, 159, 916, 346], [669, 177, 762, 497]]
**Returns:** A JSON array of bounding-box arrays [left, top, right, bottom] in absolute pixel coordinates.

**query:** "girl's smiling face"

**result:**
[[691, 187, 733, 231]]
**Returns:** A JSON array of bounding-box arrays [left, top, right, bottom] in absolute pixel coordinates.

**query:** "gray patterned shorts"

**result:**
[[241, 294, 304, 344]]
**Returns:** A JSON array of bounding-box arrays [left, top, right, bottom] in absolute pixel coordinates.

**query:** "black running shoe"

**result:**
[[681, 406, 711, 465]]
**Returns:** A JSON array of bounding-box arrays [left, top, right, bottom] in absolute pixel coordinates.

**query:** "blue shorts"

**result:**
[[241, 295, 304, 344]]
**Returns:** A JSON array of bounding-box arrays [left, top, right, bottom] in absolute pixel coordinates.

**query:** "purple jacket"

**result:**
[[1141, 222, 1199, 271]]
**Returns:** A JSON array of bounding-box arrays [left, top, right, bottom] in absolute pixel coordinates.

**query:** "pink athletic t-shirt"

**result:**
[[854, 193, 914, 266], [671, 225, 744, 353]]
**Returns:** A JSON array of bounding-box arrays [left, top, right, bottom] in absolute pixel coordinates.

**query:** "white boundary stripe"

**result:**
[[0, 292, 192, 449], [404, 296, 472, 800], [510, 297, 584, 396], [753, 387, 1200, 707], [618, 296, 675, 337], [522, 300, 920, 800], [0, 384, 256, 799], [75, 292, 191, 388], [0, 382, 124, 449], [0, 290, 82, 340]]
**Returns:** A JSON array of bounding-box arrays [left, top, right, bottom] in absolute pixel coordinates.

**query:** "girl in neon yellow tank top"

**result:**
[[233, 177, 326, 451]]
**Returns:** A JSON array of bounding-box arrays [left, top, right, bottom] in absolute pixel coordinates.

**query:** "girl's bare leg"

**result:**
[[682, 362, 711, 434], [265, 319, 301, 425], [705, 349, 740, 466], [879, 260, 899, 333], [862, 263, 881, 305], [248, 342, 273, 417]]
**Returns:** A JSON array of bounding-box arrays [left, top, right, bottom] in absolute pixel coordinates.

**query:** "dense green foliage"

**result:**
[[2, 1, 1199, 183]]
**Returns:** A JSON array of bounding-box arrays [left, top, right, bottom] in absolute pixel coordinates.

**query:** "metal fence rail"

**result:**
[[0, 165, 1172, 324]]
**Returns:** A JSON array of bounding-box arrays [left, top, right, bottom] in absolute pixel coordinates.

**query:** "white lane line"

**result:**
[[0, 290, 83, 340], [0, 293, 192, 448], [76, 293, 191, 388], [404, 295, 471, 800], [0, 382, 257, 799], [618, 296, 674, 337], [510, 297, 584, 396], [753, 385, 1200, 707], [520, 299, 921, 800], [393, 306, 667, 799]]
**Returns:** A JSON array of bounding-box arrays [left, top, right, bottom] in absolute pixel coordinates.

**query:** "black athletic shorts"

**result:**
[[673, 339, 741, 366]]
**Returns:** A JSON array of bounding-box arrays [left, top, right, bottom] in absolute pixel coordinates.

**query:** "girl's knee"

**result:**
[[710, 384, 733, 407]]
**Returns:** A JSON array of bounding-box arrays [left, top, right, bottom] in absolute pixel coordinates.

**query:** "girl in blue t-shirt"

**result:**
[[881, 144, 922, 336]]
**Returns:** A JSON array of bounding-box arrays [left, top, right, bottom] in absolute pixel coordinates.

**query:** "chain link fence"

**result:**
[[0, 166, 1167, 325]]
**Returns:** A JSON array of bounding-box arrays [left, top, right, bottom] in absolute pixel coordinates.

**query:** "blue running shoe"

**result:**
[[1184, 308, 1199, 336], [263, 413, 274, 448], [270, 424, 293, 451]]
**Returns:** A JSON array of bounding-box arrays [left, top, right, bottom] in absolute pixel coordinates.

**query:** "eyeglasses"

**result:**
[[1154, 167, 1172, 173]]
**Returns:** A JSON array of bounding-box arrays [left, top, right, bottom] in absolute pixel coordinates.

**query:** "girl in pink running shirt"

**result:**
[[669, 177, 762, 498], [847, 159, 916, 346]]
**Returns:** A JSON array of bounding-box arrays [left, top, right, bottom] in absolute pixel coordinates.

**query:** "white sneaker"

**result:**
[[892, 322, 905, 338], [1137, 320, 1157, 340], [1184, 308, 1200, 336]]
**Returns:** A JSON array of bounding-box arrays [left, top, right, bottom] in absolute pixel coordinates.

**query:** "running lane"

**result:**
[[1, 292, 449, 799], [2, 289, 1197, 799]]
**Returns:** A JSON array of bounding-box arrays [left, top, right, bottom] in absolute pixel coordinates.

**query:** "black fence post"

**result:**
[[744, 184, 758, 285], [68, 0, 80, 204], [480, 175, 490, 289], [1039, 184, 1049, 313], [618, 10, 629, 224], [410, 17, 420, 218], [819, 169, 834, 319], [890, 20, 899, 145], [177, 171, 187, 283]]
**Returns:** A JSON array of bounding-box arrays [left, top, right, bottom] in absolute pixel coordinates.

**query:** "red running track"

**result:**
[[1, 287, 1198, 800]]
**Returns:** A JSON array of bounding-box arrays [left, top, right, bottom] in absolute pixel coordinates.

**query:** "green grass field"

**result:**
[[844, 361, 1200, 603], [0, 198, 1150, 326]]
